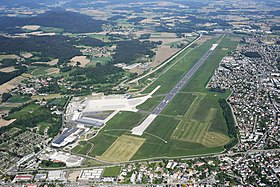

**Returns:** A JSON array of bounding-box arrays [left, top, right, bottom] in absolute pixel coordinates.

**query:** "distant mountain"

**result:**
[[0, 0, 61, 8], [0, 10, 106, 33]]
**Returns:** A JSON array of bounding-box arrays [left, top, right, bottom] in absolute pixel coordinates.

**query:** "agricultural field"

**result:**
[[6, 95, 31, 103], [0, 67, 16, 73], [0, 54, 18, 61], [87, 112, 147, 158], [0, 95, 32, 117], [87, 34, 112, 42], [39, 26, 64, 33], [0, 75, 27, 94], [87, 56, 112, 67], [97, 134, 145, 162], [48, 97, 68, 107], [6, 104, 40, 119], [29, 67, 50, 76]]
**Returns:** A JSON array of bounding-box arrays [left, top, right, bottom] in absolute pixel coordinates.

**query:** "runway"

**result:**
[[131, 43, 219, 136], [152, 43, 219, 115]]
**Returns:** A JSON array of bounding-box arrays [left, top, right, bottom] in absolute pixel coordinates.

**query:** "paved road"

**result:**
[[152, 44, 219, 115]]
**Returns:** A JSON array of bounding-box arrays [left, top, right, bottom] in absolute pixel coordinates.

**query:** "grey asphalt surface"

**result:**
[[152, 44, 218, 115]]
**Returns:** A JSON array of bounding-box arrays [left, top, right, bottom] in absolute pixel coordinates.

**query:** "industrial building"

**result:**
[[47, 170, 66, 181], [49, 151, 84, 167], [51, 128, 84, 148], [13, 175, 33, 182], [34, 173, 47, 181], [76, 117, 104, 127], [78, 169, 103, 181]]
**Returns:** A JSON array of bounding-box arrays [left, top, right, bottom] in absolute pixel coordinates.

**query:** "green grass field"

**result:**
[[88, 112, 147, 157], [142, 37, 219, 95], [7, 95, 31, 103], [137, 96, 165, 112], [87, 34, 112, 42], [133, 115, 224, 159], [30, 67, 50, 76], [48, 97, 68, 107], [103, 166, 121, 177], [76, 34, 239, 162], [161, 93, 197, 117], [98, 134, 145, 162], [87, 56, 112, 67], [136, 35, 239, 157], [81, 159, 105, 167], [40, 27, 64, 33], [6, 104, 39, 119], [72, 141, 92, 155]]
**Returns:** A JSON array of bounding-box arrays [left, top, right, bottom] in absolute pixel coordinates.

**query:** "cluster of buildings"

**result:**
[[220, 150, 280, 185], [10, 168, 106, 186], [83, 45, 115, 58], [3, 148, 279, 186], [12, 170, 66, 184], [13, 76, 83, 96], [114, 62, 149, 71], [208, 34, 280, 151], [118, 150, 279, 186], [0, 128, 50, 172]]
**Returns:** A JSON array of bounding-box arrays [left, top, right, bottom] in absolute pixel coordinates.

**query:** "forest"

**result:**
[[0, 35, 107, 64], [0, 35, 81, 64], [69, 64, 124, 84], [0, 10, 106, 33], [0, 66, 27, 85], [112, 40, 160, 64]]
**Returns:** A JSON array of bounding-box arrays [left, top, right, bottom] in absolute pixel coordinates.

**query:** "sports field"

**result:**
[[97, 135, 145, 162]]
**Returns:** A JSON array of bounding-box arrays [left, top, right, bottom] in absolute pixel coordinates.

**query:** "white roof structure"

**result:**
[[83, 86, 160, 113], [47, 170, 66, 181], [79, 169, 103, 181], [49, 151, 84, 167]]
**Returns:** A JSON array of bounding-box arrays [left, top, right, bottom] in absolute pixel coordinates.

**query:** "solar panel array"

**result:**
[[52, 128, 79, 145]]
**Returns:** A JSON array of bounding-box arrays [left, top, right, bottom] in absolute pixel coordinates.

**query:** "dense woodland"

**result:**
[[244, 51, 262, 58], [112, 40, 160, 64], [0, 36, 81, 64], [0, 66, 27, 85], [76, 36, 106, 47], [40, 160, 66, 168], [0, 35, 108, 65], [0, 10, 105, 33], [219, 99, 238, 150], [127, 17, 146, 24], [0, 58, 18, 68], [69, 64, 124, 84]]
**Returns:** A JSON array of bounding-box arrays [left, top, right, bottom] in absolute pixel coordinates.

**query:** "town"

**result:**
[[0, 0, 280, 186]]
